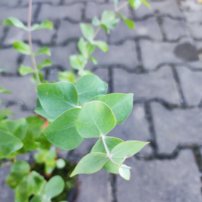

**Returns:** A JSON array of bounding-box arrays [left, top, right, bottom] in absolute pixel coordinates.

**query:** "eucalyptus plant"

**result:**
[[0, 0, 150, 201]]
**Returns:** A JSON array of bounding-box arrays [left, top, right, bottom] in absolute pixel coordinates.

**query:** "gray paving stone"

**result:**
[[0, 49, 19, 73], [109, 17, 163, 43], [188, 23, 202, 40], [0, 76, 36, 115], [0, 6, 36, 22], [4, 29, 26, 46], [56, 21, 81, 44], [117, 151, 202, 202], [20, 0, 61, 6], [38, 4, 84, 22], [77, 171, 111, 202], [176, 66, 202, 106], [179, 0, 202, 11], [0, 165, 14, 202], [56, 21, 108, 45], [94, 40, 139, 69], [152, 102, 202, 153], [113, 66, 181, 105], [85, 2, 117, 20], [140, 39, 199, 70], [0, 0, 19, 7], [63, 0, 106, 3], [162, 17, 190, 41], [135, 0, 183, 19], [179, 0, 202, 23], [51, 43, 77, 68]]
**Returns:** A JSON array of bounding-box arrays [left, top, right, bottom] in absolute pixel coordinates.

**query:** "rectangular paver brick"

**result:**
[[117, 151, 202, 202], [39, 4, 84, 22], [176, 66, 202, 106], [77, 171, 111, 202], [152, 102, 202, 153], [113, 66, 181, 105], [94, 40, 139, 69], [109, 17, 163, 43], [0, 76, 36, 115]]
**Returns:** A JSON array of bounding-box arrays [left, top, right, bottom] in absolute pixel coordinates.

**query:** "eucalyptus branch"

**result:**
[[27, 0, 41, 85]]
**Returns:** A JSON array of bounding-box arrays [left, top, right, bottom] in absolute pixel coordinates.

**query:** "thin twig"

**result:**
[[27, 0, 40, 85]]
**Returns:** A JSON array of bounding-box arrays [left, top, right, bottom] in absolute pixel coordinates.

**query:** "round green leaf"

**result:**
[[71, 152, 108, 176], [80, 23, 95, 41], [37, 81, 78, 121], [44, 176, 65, 199], [45, 108, 83, 150], [119, 164, 131, 180], [97, 93, 133, 124], [76, 101, 116, 138], [111, 140, 149, 160], [91, 136, 123, 153], [91, 136, 123, 174], [0, 130, 23, 158], [75, 74, 108, 104]]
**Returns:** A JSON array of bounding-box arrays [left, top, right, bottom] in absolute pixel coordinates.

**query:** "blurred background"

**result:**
[[0, 0, 202, 201]]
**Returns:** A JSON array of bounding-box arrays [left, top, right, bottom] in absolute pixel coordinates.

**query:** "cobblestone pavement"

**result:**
[[0, 0, 202, 201]]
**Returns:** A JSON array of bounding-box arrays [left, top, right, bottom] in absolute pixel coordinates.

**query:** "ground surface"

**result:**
[[0, 0, 202, 201]]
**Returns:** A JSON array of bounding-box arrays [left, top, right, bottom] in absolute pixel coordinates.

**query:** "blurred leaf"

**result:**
[[36, 47, 51, 56], [18, 65, 34, 76], [44, 176, 65, 199], [0, 86, 11, 94], [37, 59, 52, 70], [32, 20, 54, 31], [13, 41, 31, 55], [80, 23, 95, 41], [0, 130, 23, 158], [69, 54, 87, 70], [3, 17, 27, 30]]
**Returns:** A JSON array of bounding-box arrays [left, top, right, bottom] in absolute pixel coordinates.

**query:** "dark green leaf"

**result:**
[[45, 108, 83, 150], [37, 82, 78, 121]]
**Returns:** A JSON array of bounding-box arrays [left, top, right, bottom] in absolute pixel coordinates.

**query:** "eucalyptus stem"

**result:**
[[81, 0, 129, 71], [115, 1, 129, 12], [101, 135, 111, 158], [101, 135, 122, 167], [27, 0, 40, 85]]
